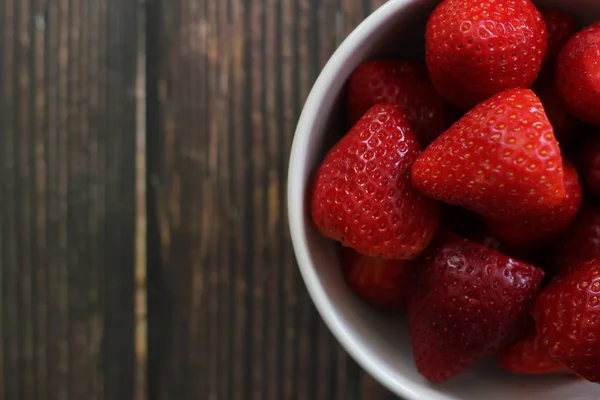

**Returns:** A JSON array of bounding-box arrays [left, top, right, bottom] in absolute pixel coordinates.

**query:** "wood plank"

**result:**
[[0, 0, 139, 398], [146, 0, 396, 398]]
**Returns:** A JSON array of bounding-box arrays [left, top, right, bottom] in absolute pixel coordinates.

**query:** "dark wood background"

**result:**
[[0, 0, 399, 398]]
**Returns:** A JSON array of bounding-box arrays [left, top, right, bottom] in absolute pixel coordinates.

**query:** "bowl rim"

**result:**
[[287, 1, 448, 399]]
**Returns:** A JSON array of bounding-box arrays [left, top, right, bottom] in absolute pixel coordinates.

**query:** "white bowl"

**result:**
[[287, 0, 600, 399]]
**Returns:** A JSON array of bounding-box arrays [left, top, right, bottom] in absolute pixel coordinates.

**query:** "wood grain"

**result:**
[[1, 0, 399, 398], [147, 0, 396, 399], [0, 0, 139, 398]]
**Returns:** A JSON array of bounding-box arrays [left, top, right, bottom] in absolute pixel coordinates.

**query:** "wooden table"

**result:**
[[0, 0, 398, 398]]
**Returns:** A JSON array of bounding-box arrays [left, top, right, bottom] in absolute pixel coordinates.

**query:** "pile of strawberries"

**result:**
[[309, 0, 600, 384]]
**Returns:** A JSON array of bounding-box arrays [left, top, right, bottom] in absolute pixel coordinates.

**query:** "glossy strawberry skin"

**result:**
[[407, 232, 545, 382], [411, 89, 565, 219], [550, 202, 600, 275], [346, 60, 446, 145], [556, 22, 600, 127], [425, 0, 548, 110], [340, 246, 409, 310], [581, 134, 600, 198], [531, 258, 600, 382], [496, 328, 566, 374], [540, 8, 578, 62], [311, 104, 440, 260], [485, 160, 582, 249]]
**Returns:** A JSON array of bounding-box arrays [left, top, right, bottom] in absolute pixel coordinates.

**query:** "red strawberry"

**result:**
[[485, 160, 582, 248], [533, 70, 580, 146], [580, 134, 600, 198], [310, 104, 440, 260], [346, 60, 446, 145], [411, 89, 565, 219], [340, 246, 409, 310], [424, 0, 548, 109], [496, 327, 566, 374], [556, 22, 600, 127], [531, 257, 600, 382], [408, 232, 545, 382], [540, 8, 578, 62], [550, 202, 600, 275]]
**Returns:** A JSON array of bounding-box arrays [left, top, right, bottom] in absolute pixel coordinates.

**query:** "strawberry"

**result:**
[[411, 89, 565, 219], [556, 22, 600, 127], [340, 246, 409, 310], [533, 70, 580, 146], [346, 60, 446, 145], [496, 327, 566, 374], [407, 232, 545, 382], [424, 0, 547, 109], [550, 202, 600, 275], [485, 160, 582, 249], [580, 134, 600, 198], [310, 104, 440, 260], [540, 8, 578, 63], [531, 257, 600, 382]]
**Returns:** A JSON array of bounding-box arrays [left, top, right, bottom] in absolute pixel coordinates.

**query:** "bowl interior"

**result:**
[[288, 0, 600, 399]]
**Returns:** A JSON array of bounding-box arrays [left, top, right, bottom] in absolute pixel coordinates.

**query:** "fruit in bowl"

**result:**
[[288, 0, 600, 398]]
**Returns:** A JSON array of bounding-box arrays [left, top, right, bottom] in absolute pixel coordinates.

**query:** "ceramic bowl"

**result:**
[[287, 0, 600, 398]]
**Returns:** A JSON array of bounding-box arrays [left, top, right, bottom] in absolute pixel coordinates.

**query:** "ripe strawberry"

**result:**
[[346, 60, 446, 145], [556, 22, 600, 127], [540, 8, 578, 63], [408, 232, 545, 382], [310, 104, 440, 260], [496, 327, 566, 374], [424, 0, 547, 109], [580, 134, 600, 198], [533, 70, 580, 145], [340, 246, 409, 310], [531, 257, 600, 382], [485, 160, 582, 248], [550, 202, 600, 275], [411, 89, 565, 219]]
